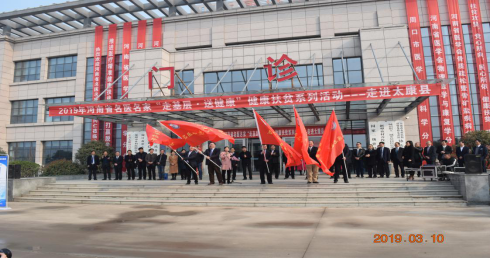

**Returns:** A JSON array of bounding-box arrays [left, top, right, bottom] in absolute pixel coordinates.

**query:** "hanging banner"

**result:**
[[153, 18, 162, 48], [446, 0, 474, 134], [91, 26, 104, 141], [49, 83, 441, 116], [121, 22, 132, 156], [126, 131, 161, 153], [405, 0, 433, 143], [0, 155, 8, 209], [426, 0, 455, 144], [137, 20, 147, 49], [223, 126, 365, 139], [104, 24, 117, 147], [368, 121, 405, 148], [467, 0, 490, 130]]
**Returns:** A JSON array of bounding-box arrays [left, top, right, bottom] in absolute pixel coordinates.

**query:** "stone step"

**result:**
[[14, 197, 467, 207]]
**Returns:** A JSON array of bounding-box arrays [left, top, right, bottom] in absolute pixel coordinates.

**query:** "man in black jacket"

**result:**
[[156, 149, 167, 180], [436, 140, 452, 162], [473, 139, 488, 172], [423, 141, 437, 165], [203, 142, 223, 185], [101, 151, 111, 180], [306, 141, 320, 183], [334, 144, 350, 183], [257, 144, 272, 184], [390, 142, 404, 178], [377, 142, 390, 178], [456, 140, 469, 167], [113, 151, 123, 180], [136, 147, 147, 180], [86, 151, 100, 180], [352, 142, 365, 177], [269, 145, 280, 179], [183, 146, 199, 185], [239, 146, 252, 180], [124, 150, 136, 180]]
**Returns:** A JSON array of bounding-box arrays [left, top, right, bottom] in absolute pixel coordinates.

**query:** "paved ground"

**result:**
[[0, 202, 488, 258]]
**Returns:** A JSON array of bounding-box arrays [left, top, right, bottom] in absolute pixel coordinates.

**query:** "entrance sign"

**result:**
[[0, 155, 9, 209], [264, 54, 298, 82], [49, 83, 441, 117], [126, 131, 160, 153], [368, 121, 405, 148]]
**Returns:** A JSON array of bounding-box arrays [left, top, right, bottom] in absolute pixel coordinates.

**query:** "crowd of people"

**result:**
[[85, 139, 489, 184]]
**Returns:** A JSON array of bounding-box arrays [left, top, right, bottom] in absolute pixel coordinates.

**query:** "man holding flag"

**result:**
[[316, 110, 344, 180], [293, 107, 320, 184]]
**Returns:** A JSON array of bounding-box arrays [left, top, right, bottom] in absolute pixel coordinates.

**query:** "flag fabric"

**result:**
[[253, 109, 302, 167], [160, 120, 235, 146], [316, 111, 344, 176], [293, 107, 319, 166], [146, 124, 186, 149]]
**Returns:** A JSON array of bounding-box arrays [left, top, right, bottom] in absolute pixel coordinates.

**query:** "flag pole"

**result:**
[[196, 149, 222, 169], [341, 150, 349, 182], [253, 109, 271, 175], [173, 148, 199, 176]]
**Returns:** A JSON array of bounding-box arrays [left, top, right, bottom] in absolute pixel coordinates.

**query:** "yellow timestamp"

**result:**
[[373, 234, 445, 243]]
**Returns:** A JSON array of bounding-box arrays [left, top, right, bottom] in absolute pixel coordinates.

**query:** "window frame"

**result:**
[[48, 55, 78, 79], [14, 59, 41, 82]]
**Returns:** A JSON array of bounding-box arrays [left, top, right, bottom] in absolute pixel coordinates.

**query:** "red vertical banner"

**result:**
[[405, 0, 433, 143], [467, 0, 490, 130], [446, 0, 475, 134], [152, 18, 162, 48], [426, 0, 455, 144], [91, 26, 104, 141], [121, 22, 132, 155], [137, 20, 147, 49], [104, 24, 117, 147]]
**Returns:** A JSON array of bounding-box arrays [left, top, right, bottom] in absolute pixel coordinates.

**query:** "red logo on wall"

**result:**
[[148, 66, 175, 90], [264, 54, 298, 82]]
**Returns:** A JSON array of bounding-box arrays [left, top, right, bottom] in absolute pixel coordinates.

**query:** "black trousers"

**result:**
[[334, 161, 348, 182], [242, 162, 252, 179], [270, 163, 280, 179], [366, 164, 376, 177], [223, 170, 232, 183], [114, 166, 122, 180], [102, 165, 111, 180], [88, 165, 98, 180], [377, 161, 390, 177], [284, 166, 295, 179], [127, 167, 135, 179], [187, 166, 198, 183], [457, 158, 464, 168], [393, 161, 404, 177], [231, 165, 237, 180], [259, 166, 272, 184], [355, 160, 364, 177], [147, 165, 156, 180], [138, 164, 146, 179]]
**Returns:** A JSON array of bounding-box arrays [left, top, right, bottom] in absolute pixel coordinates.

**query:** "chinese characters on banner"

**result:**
[[49, 83, 441, 117], [126, 131, 160, 154], [426, 0, 455, 144], [121, 22, 132, 155], [153, 18, 162, 48], [264, 54, 298, 82], [404, 0, 433, 143], [91, 26, 104, 141], [104, 24, 117, 147], [137, 20, 147, 49], [222, 126, 367, 139], [467, 0, 490, 130], [446, 0, 474, 134], [368, 121, 405, 148]]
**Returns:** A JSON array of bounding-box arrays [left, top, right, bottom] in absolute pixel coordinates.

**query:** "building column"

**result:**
[[0, 39, 14, 152]]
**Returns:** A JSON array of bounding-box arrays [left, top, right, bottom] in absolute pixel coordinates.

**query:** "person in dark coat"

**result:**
[[230, 147, 240, 181], [364, 144, 377, 178], [257, 144, 272, 184], [86, 151, 100, 180], [377, 142, 391, 178], [334, 144, 350, 183], [113, 151, 123, 180], [239, 146, 253, 180], [269, 145, 280, 179], [423, 141, 437, 165], [413, 142, 424, 168], [196, 149, 204, 180], [436, 140, 452, 162], [178, 149, 188, 180], [136, 147, 147, 180], [282, 152, 295, 179], [145, 148, 158, 180], [203, 142, 223, 185], [124, 150, 136, 180], [455, 140, 469, 167], [402, 141, 415, 180], [390, 142, 404, 178], [352, 142, 365, 178], [473, 139, 488, 173], [101, 151, 111, 180], [183, 146, 199, 185], [344, 144, 353, 179], [156, 149, 168, 180]]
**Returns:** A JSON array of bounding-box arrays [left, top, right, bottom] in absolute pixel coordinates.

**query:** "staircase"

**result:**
[[15, 178, 466, 207]]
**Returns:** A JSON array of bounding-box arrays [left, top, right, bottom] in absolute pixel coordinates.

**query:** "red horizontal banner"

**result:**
[[49, 83, 440, 117], [223, 126, 365, 139]]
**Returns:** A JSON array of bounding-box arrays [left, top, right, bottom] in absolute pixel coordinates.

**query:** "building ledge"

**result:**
[[6, 121, 74, 128], [10, 77, 76, 87]]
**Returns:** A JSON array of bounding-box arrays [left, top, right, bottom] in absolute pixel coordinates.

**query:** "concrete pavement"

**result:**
[[0, 202, 488, 258]]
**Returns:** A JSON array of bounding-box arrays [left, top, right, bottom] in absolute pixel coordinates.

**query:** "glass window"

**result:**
[[11, 99, 38, 124], [332, 57, 363, 85], [43, 140, 73, 164], [8, 142, 36, 162], [174, 70, 195, 95], [85, 55, 122, 101], [14, 59, 41, 82], [45, 97, 75, 122], [48, 56, 77, 79]]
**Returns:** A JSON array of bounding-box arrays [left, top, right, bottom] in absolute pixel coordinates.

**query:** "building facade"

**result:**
[[0, 0, 489, 165]]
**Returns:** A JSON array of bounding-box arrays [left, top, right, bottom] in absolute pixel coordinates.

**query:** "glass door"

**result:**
[[249, 138, 262, 172]]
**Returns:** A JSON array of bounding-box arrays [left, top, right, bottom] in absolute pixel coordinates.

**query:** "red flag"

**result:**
[[316, 111, 344, 176], [160, 120, 235, 147], [293, 107, 318, 166], [253, 110, 301, 167], [146, 124, 186, 150]]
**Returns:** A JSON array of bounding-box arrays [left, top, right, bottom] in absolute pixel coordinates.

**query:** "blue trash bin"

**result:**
[[164, 173, 168, 180]]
